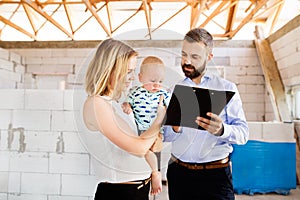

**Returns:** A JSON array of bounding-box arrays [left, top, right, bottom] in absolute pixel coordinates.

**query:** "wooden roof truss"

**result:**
[[0, 0, 287, 40]]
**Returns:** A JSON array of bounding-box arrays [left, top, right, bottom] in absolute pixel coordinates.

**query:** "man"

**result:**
[[163, 28, 249, 200]]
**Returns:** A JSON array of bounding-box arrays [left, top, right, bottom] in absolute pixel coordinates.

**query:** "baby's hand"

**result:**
[[150, 171, 162, 195], [121, 102, 133, 114]]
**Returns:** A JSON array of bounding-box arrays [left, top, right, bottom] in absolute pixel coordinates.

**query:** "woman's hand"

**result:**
[[195, 112, 224, 136], [150, 134, 163, 152], [149, 95, 166, 152], [156, 95, 166, 123]]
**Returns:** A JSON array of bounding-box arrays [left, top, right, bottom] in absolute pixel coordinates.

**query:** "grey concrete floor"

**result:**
[[150, 185, 300, 200]]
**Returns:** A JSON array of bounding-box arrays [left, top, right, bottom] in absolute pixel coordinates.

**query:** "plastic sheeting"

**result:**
[[231, 140, 296, 195]]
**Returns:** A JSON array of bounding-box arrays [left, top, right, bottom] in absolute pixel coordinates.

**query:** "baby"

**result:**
[[123, 56, 170, 195]]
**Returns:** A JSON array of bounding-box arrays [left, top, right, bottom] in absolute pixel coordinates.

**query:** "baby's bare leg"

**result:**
[[145, 150, 162, 195]]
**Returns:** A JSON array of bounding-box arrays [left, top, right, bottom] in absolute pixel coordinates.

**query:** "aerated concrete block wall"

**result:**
[[9, 42, 272, 121], [270, 26, 300, 87], [0, 89, 98, 200], [0, 48, 26, 89]]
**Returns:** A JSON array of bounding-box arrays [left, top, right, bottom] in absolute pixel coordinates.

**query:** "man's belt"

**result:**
[[171, 155, 229, 170]]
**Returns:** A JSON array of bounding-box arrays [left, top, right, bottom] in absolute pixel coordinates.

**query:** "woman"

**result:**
[[83, 38, 165, 200]]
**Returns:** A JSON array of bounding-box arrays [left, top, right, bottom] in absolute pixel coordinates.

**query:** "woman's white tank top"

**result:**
[[80, 96, 151, 183]]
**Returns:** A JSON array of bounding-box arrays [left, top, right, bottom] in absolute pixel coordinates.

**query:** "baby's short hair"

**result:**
[[140, 56, 165, 73]]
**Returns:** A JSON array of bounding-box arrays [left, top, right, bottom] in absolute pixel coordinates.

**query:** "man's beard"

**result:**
[[182, 63, 206, 79]]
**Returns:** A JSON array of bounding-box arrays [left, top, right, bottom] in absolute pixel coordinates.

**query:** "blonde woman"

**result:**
[[83, 38, 165, 200]]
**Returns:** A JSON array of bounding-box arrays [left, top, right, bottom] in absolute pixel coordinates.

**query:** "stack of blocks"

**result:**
[[231, 122, 296, 195]]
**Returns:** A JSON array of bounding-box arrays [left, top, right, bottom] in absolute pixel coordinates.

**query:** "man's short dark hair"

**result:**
[[184, 28, 213, 52]]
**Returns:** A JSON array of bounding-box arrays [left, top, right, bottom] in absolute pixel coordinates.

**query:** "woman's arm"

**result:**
[[83, 96, 165, 156]]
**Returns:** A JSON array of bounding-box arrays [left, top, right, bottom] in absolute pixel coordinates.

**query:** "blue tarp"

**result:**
[[231, 140, 296, 195]]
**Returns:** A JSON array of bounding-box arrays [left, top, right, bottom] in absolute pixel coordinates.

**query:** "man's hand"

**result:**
[[150, 134, 163, 152], [121, 102, 133, 114], [195, 112, 224, 136], [172, 126, 182, 133]]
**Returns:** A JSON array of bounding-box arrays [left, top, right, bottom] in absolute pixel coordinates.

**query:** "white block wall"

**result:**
[[0, 89, 97, 200], [0, 48, 26, 89], [10, 45, 273, 121], [11, 48, 92, 90], [248, 122, 295, 142], [270, 26, 300, 87], [213, 47, 269, 121]]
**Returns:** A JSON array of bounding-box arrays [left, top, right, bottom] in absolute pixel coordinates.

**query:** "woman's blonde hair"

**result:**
[[85, 38, 137, 100]]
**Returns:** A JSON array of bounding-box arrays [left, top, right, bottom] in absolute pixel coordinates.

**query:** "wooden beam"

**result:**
[[74, 3, 106, 33], [83, 0, 111, 37], [37, 4, 62, 32], [269, 0, 284, 34], [0, 0, 92, 4], [142, 0, 152, 39], [0, 39, 255, 49], [199, 0, 228, 28], [202, 12, 225, 30], [254, 26, 291, 122], [228, 0, 268, 39], [150, 4, 189, 34], [263, 5, 278, 37], [87, 0, 218, 2], [190, 0, 207, 29], [148, 2, 152, 27], [225, 0, 238, 34], [0, 15, 36, 40], [0, 0, 290, 41], [203, 0, 218, 11], [0, 0, 223, 4], [63, 0, 74, 34], [22, 3, 38, 35], [219, 0, 239, 16], [190, 2, 199, 29], [112, 5, 141, 33], [105, 2, 113, 33], [0, 0, 18, 3], [267, 12, 300, 43], [252, 0, 284, 22], [21, 0, 74, 39], [245, 1, 254, 13], [34, 0, 45, 9]]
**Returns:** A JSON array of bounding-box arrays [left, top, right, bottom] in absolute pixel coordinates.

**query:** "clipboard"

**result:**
[[163, 84, 235, 130]]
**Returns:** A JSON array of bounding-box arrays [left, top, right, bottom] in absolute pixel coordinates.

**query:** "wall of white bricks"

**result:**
[[0, 89, 97, 200], [9, 44, 272, 122], [270, 26, 300, 87], [10, 48, 92, 90], [0, 39, 288, 199], [0, 48, 26, 89]]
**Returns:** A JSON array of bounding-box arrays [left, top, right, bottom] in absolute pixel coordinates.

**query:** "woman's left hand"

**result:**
[[150, 134, 163, 152], [195, 112, 224, 136]]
